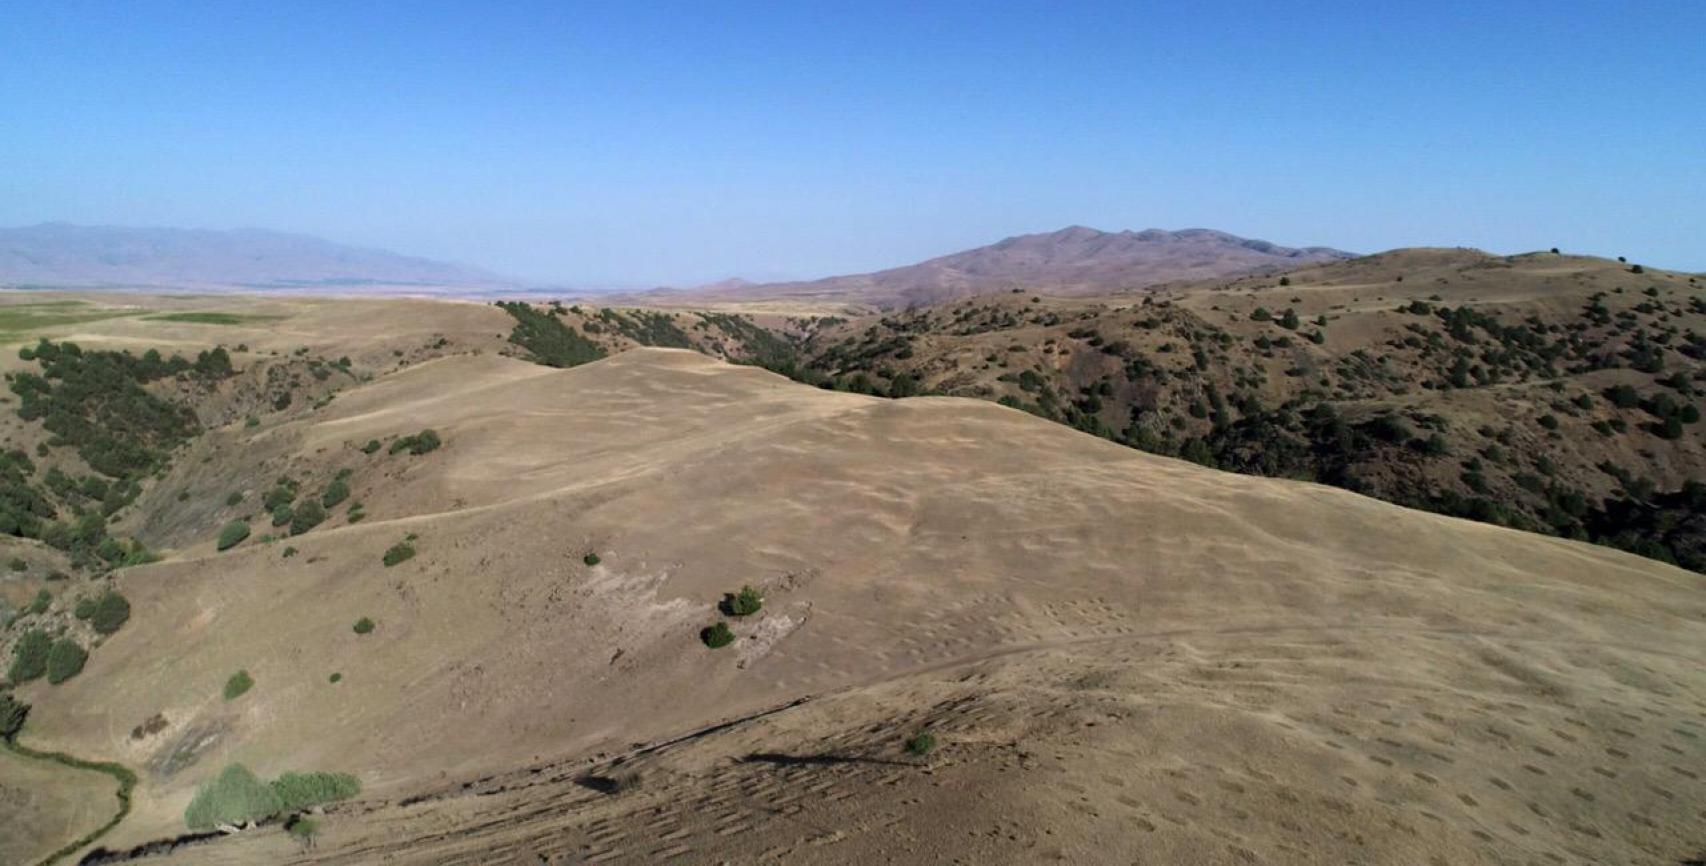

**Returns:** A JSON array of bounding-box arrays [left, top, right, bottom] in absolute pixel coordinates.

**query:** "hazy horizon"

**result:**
[[3, 2, 1702, 285]]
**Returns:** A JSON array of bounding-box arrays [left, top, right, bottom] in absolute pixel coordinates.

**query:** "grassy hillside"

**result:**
[[0, 290, 1700, 865], [728, 250, 1705, 571]]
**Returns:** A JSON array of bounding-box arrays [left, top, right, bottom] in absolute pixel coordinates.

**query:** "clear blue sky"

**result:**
[[2, 1, 1701, 286]]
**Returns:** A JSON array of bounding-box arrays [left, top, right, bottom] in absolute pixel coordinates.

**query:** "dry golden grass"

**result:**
[[1, 293, 1702, 864]]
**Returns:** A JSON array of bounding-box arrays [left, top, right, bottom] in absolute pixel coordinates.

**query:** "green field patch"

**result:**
[[0, 302, 153, 338], [145, 312, 285, 326]]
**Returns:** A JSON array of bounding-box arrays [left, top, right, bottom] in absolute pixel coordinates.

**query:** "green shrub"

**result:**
[[0, 690, 27, 740], [7, 557, 24, 571], [289, 501, 326, 536], [700, 622, 734, 648], [382, 542, 415, 567], [722, 585, 763, 617], [74, 596, 98, 619], [361, 439, 381, 455], [271, 771, 360, 812], [184, 764, 282, 830], [281, 546, 298, 558], [8, 630, 51, 683], [904, 731, 937, 756], [328, 672, 342, 683], [583, 552, 601, 566], [216, 520, 251, 551], [287, 816, 319, 839], [409, 429, 441, 454], [25, 589, 51, 615], [1604, 384, 1641, 409], [320, 478, 350, 509], [270, 504, 293, 527], [352, 617, 375, 635], [261, 482, 298, 511], [46, 638, 87, 684], [347, 502, 366, 523], [226, 491, 243, 507], [224, 670, 254, 701], [90, 592, 130, 635]]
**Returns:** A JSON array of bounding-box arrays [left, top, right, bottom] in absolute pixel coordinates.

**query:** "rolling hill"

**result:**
[[730, 248, 1706, 572], [0, 292, 1700, 865]]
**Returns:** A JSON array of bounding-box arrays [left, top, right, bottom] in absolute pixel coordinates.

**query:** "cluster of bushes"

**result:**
[[9, 339, 230, 479], [702, 585, 764, 649], [496, 301, 606, 368], [289, 500, 326, 535], [0, 453, 154, 572], [594, 308, 693, 348], [251, 472, 353, 539], [694, 312, 800, 368], [0, 449, 55, 538], [72, 591, 130, 635], [7, 629, 87, 685], [388, 429, 441, 455], [183, 763, 360, 830]]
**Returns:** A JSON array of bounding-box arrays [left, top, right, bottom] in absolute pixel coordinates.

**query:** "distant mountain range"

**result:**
[[0, 223, 1354, 304], [0, 223, 511, 290], [637, 226, 1354, 308]]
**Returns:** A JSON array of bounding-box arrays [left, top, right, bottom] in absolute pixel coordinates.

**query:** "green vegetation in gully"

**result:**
[[2, 338, 237, 570], [496, 301, 606, 367], [2, 736, 138, 866], [183, 763, 360, 830]]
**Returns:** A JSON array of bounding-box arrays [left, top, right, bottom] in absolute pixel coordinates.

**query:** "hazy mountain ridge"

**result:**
[[0, 223, 512, 289], [638, 226, 1354, 308]]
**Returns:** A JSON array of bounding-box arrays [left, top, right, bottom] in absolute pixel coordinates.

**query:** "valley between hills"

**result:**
[[0, 244, 1702, 865]]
